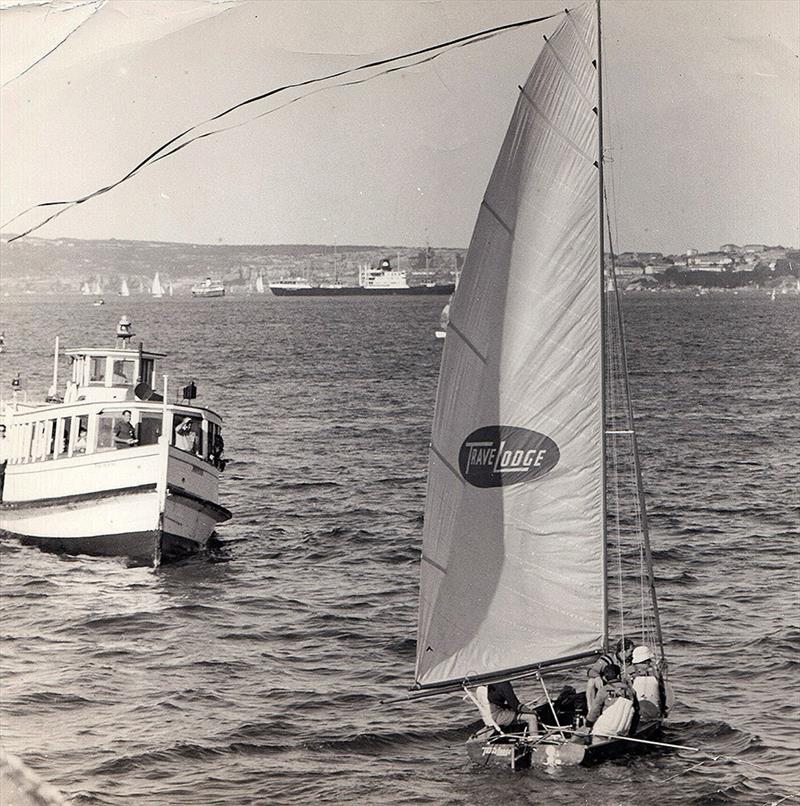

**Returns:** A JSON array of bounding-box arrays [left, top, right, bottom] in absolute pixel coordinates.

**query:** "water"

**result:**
[[1, 291, 798, 805]]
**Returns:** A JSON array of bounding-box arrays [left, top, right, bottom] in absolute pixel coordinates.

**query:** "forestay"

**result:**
[[415, 5, 603, 689]]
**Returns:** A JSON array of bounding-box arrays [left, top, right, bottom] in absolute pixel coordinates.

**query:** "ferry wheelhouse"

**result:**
[[0, 318, 231, 566]]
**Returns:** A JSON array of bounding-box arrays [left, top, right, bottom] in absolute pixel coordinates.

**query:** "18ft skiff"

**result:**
[[407, 2, 669, 768]]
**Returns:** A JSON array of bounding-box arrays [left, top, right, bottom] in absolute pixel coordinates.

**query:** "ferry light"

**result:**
[[181, 382, 197, 401], [116, 316, 134, 347]]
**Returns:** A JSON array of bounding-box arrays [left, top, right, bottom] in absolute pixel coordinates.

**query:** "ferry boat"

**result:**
[[0, 317, 231, 566], [191, 277, 225, 298], [268, 277, 314, 293], [269, 260, 455, 296]]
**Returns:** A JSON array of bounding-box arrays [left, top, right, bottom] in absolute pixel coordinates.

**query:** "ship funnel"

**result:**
[[116, 316, 134, 347]]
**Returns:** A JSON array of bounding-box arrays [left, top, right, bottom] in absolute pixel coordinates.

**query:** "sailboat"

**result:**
[[91, 276, 104, 305], [151, 272, 164, 298], [434, 297, 450, 340], [119, 277, 130, 297], [255, 271, 265, 294], [80, 281, 92, 296], [409, 2, 668, 769]]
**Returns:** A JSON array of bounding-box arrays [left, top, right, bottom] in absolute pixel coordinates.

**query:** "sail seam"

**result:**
[[542, 32, 594, 111], [447, 321, 487, 363], [430, 444, 463, 481], [420, 554, 447, 575], [518, 87, 595, 165], [563, 7, 596, 78], [481, 199, 514, 236]]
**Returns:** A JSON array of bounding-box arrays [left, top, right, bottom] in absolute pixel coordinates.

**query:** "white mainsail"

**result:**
[[415, 5, 603, 690], [151, 272, 164, 298], [255, 272, 265, 294], [120, 278, 130, 297]]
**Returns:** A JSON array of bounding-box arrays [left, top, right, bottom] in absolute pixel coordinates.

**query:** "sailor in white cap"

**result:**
[[629, 645, 664, 719]]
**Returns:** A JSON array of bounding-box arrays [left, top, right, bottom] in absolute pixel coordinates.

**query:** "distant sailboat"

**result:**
[[119, 278, 130, 297], [167, 282, 174, 297], [255, 272, 265, 294], [91, 278, 102, 296], [408, 2, 668, 769], [81, 282, 91, 296], [151, 272, 164, 298], [434, 297, 450, 340]]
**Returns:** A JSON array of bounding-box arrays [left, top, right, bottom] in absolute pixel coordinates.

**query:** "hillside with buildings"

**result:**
[[0, 235, 797, 295], [611, 244, 799, 290], [0, 237, 463, 295]]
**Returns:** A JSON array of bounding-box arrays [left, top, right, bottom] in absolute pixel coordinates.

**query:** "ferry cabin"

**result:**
[[3, 348, 223, 478]]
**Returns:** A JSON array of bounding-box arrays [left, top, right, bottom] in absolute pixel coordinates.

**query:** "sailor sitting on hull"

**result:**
[[629, 645, 666, 720], [585, 664, 638, 742], [473, 681, 539, 736], [586, 637, 635, 711]]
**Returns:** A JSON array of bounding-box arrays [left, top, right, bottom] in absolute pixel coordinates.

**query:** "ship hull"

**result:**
[[192, 290, 225, 297], [270, 283, 455, 297], [0, 446, 230, 566]]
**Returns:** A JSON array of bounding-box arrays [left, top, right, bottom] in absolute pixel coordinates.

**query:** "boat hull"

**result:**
[[191, 289, 225, 297], [465, 719, 663, 769], [0, 447, 230, 566], [270, 283, 455, 297]]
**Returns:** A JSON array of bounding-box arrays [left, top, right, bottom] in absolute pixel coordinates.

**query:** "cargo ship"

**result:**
[[269, 260, 455, 296]]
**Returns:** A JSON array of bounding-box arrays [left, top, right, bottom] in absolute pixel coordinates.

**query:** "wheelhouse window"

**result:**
[[112, 359, 135, 386], [140, 359, 154, 389], [89, 356, 106, 384]]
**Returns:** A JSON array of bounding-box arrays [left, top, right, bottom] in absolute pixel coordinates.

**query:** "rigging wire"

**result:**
[[3, 9, 563, 242]]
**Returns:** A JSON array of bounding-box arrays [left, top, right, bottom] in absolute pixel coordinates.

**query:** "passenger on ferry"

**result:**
[[475, 681, 539, 736], [114, 410, 138, 448], [75, 427, 88, 454], [175, 417, 197, 453], [210, 433, 226, 470], [628, 645, 665, 719], [585, 663, 638, 740], [0, 423, 7, 500], [586, 637, 634, 710]]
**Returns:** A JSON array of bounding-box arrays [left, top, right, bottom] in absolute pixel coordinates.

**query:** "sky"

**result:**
[[0, 0, 798, 254]]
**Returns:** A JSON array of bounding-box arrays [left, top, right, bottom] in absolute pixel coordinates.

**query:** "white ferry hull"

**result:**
[[0, 447, 230, 566]]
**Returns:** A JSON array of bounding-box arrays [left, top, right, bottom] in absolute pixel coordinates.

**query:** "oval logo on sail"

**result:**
[[459, 426, 560, 488]]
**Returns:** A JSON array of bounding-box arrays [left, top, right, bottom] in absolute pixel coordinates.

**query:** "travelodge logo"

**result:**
[[459, 425, 560, 488]]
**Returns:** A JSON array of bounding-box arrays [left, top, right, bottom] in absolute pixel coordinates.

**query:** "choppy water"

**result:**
[[1, 291, 798, 805]]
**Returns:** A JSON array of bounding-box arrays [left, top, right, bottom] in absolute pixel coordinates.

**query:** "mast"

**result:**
[[594, 1, 664, 669], [596, 0, 608, 651]]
